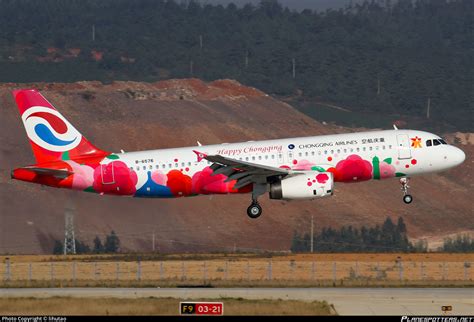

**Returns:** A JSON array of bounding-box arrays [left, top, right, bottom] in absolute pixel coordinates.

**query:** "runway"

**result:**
[[0, 288, 472, 315]]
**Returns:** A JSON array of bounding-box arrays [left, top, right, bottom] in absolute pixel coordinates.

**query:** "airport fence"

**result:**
[[0, 258, 472, 286]]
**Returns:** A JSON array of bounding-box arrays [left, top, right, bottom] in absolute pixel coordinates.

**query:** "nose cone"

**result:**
[[451, 146, 466, 167]]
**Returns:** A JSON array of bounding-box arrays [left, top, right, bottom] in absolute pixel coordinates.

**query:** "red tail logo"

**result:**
[[13, 89, 108, 163]]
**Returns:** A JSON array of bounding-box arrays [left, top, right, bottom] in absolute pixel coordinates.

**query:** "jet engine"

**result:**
[[269, 172, 334, 200]]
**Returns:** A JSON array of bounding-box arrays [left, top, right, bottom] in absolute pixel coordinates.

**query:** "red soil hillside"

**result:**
[[0, 79, 472, 254]]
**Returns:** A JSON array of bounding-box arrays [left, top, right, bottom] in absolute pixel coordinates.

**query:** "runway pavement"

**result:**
[[0, 288, 472, 315]]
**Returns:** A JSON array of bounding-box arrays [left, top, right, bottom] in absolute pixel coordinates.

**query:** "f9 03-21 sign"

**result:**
[[180, 302, 224, 315]]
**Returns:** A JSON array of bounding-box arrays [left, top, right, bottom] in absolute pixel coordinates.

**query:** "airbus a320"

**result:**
[[11, 90, 466, 218]]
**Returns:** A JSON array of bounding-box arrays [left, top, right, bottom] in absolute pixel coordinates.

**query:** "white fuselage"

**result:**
[[116, 129, 465, 191]]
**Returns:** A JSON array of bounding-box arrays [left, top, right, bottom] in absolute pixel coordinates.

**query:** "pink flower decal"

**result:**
[[379, 161, 396, 179], [66, 161, 94, 190], [292, 159, 316, 170], [316, 173, 329, 184], [93, 161, 138, 195], [151, 170, 168, 185], [328, 154, 373, 182], [192, 166, 236, 194]]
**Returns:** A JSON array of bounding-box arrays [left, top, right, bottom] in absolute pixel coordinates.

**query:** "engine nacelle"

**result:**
[[269, 172, 334, 200]]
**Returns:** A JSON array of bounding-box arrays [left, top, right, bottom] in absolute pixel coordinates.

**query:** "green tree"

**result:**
[[53, 240, 63, 255], [93, 236, 104, 254], [104, 230, 120, 253], [75, 239, 91, 254]]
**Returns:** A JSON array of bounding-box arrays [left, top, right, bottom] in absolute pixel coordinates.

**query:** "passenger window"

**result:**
[[252, 156, 255, 161], [356, 148, 360, 152], [324, 150, 327, 155], [188, 162, 191, 166], [369, 147, 372, 151], [246, 157, 249, 161], [181, 162, 185, 167], [149, 165, 153, 170], [376, 146, 379, 150], [318, 151, 321, 155], [258, 156, 262, 160], [271, 155, 275, 159], [426, 140, 432, 147], [136, 166, 139, 171], [343, 149, 347, 153], [169, 164, 172, 168], [337, 149, 340, 154], [382, 146, 385, 150], [311, 151, 315, 156], [388, 145, 392, 149], [433, 140, 440, 146], [331, 150, 334, 154], [265, 155, 268, 159], [298, 152, 302, 157], [143, 166, 146, 170], [363, 147, 366, 151], [162, 164, 165, 169]]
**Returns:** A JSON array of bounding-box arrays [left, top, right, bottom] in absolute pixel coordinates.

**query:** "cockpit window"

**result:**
[[426, 140, 432, 147], [439, 139, 447, 145], [433, 139, 441, 146]]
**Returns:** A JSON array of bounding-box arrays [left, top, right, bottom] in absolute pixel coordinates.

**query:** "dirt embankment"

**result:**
[[0, 79, 472, 254]]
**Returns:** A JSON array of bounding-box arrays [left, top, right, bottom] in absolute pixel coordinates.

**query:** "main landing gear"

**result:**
[[247, 183, 266, 219], [400, 177, 413, 204], [247, 202, 262, 219]]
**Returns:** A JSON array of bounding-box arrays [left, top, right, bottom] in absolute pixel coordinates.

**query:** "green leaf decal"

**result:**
[[106, 154, 119, 160], [372, 156, 380, 180], [395, 172, 406, 177], [84, 186, 98, 193], [311, 166, 326, 172], [383, 158, 392, 164], [61, 151, 70, 161]]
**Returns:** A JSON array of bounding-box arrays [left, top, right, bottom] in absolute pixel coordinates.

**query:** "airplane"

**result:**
[[11, 89, 466, 218]]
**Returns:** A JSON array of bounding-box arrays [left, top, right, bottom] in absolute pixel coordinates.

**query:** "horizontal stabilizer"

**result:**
[[16, 167, 74, 179]]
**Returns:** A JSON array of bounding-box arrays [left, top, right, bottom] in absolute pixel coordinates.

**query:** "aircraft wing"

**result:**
[[19, 167, 74, 179], [204, 154, 291, 189]]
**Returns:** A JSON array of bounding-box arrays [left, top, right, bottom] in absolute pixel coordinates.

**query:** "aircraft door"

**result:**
[[101, 162, 115, 184], [396, 134, 412, 159]]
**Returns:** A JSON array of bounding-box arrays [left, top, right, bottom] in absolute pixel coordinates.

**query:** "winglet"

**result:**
[[193, 150, 207, 162]]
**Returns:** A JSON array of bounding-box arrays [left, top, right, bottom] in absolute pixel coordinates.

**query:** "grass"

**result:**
[[0, 253, 472, 288], [1, 279, 472, 289], [0, 297, 335, 316]]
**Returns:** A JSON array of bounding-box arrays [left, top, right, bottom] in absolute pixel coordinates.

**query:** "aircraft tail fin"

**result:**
[[13, 89, 108, 164]]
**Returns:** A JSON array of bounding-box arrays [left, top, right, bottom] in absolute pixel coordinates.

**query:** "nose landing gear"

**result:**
[[400, 177, 413, 204]]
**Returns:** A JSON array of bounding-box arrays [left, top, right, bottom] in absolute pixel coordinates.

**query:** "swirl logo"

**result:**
[[288, 144, 295, 150], [22, 106, 82, 152]]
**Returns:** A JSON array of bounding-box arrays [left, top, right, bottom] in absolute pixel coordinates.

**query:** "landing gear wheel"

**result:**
[[247, 203, 262, 219], [403, 194, 413, 204], [399, 177, 413, 205]]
